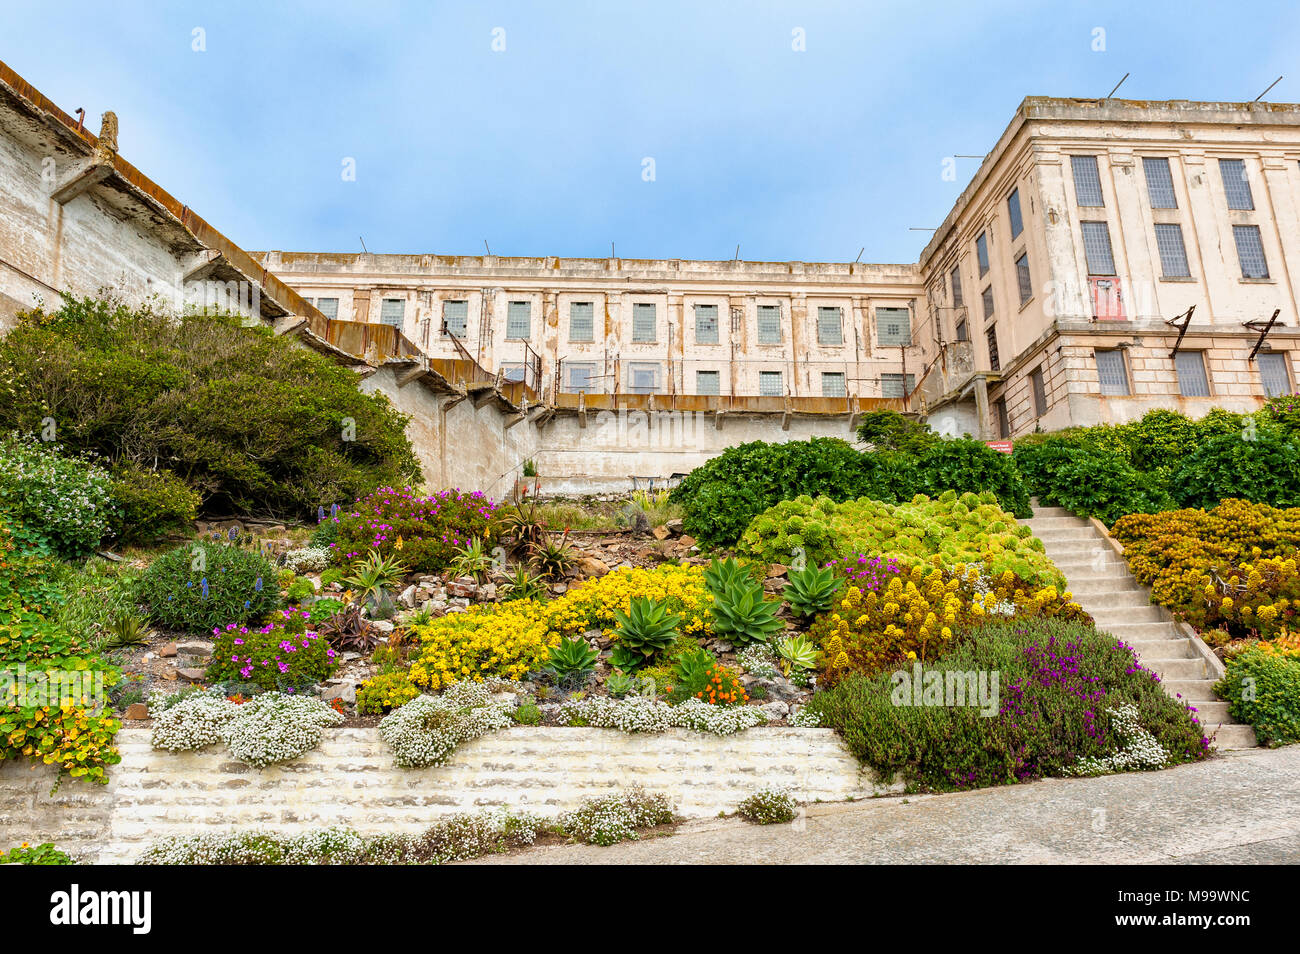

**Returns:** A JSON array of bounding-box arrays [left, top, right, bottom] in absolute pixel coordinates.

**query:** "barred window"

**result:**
[[876, 307, 911, 346], [759, 371, 783, 396], [757, 305, 782, 343], [880, 373, 915, 399], [986, 325, 1000, 372], [1143, 157, 1177, 209], [976, 232, 990, 276], [1153, 224, 1191, 278], [982, 286, 994, 320], [694, 304, 719, 344], [1080, 221, 1116, 275], [379, 298, 405, 328], [1219, 158, 1254, 210], [1258, 352, 1291, 397], [315, 297, 339, 320], [1030, 366, 1048, 416], [821, 372, 846, 397], [950, 265, 963, 306], [632, 303, 657, 342], [1175, 351, 1210, 397], [502, 364, 526, 383], [568, 301, 594, 341], [1007, 188, 1024, 239], [628, 362, 660, 394], [1071, 155, 1104, 206], [696, 370, 720, 395], [816, 306, 843, 345], [567, 363, 596, 393], [1015, 253, 1033, 304], [1095, 349, 1130, 396], [443, 300, 468, 337], [506, 301, 531, 339], [1233, 225, 1269, 279]]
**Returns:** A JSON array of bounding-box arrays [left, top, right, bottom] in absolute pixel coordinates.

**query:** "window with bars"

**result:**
[[696, 370, 720, 395], [759, 371, 783, 396], [821, 372, 846, 397], [1153, 223, 1191, 278], [443, 300, 468, 337], [955, 318, 968, 341], [315, 297, 339, 320], [1258, 352, 1291, 397], [1007, 188, 1024, 239], [567, 363, 596, 393], [1233, 225, 1269, 278], [982, 286, 994, 320], [976, 232, 990, 276], [1015, 253, 1033, 304], [757, 305, 782, 343], [876, 307, 911, 346], [1080, 221, 1116, 275], [816, 306, 843, 345], [1219, 158, 1254, 210], [986, 325, 1000, 372], [1143, 157, 1177, 209], [1071, 155, 1104, 206], [1175, 351, 1210, 397], [1030, 366, 1048, 416], [694, 304, 719, 344], [632, 303, 657, 342], [568, 301, 594, 341], [628, 362, 660, 394], [994, 398, 1010, 439], [502, 364, 526, 383], [880, 373, 915, 398], [1095, 349, 1130, 395], [950, 265, 963, 306], [506, 301, 531, 339], [379, 298, 406, 328]]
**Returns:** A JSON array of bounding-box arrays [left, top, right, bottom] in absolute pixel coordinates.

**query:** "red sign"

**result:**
[[985, 440, 1013, 454]]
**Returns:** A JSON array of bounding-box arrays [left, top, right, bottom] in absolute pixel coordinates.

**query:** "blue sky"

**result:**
[[5, 1, 1299, 263]]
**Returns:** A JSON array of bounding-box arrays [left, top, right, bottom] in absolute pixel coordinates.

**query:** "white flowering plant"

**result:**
[[377, 681, 514, 768], [0, 433, 117, 559], [150, 690, 341, 767]]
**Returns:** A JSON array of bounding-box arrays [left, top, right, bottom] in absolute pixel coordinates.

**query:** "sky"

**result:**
[[4, 0, 1300, 264]]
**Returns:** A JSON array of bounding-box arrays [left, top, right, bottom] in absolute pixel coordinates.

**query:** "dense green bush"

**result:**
[[808, 618, 1208, 790], [1167, 430, 1300, 510], [0, 434, 116, 559], [329, 486, 500, 572], [0, 296, 421, 519], [915, 439, 1031, 518], [108, 463, 201, 545], [1014, 436, 1171, 526], [137, 541, 279, 635], [855, 410, 940, 454], [1214, 645, 1300, 746]]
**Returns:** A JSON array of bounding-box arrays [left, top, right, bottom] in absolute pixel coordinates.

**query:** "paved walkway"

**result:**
[[474, 746, 1300, 864]]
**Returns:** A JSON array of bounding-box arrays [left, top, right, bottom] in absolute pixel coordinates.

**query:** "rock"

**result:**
[[577, 556, 610, 578], [449, 597, 470, 609], [160, 669, 177, 682], [665, 518, 684, 536], [322, 683, 356, 705], [549, 582, 568, 595], [652, 525, 670, 541], [159, 643, 178, 658], [767, 564, 788, 578], [677, 535, 696, 549], [177, 668, 206, 682], [446, 580, 478, 599], [177, 640, 214, 654], [760, 701, 790, 720], [399, 584, 418, 608], [479, 582, 498, 601], [370, 620, 395, 635], [124, 703, 149, 721]]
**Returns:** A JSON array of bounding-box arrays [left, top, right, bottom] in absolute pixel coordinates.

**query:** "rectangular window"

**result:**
[[443, 300, 468, 337], [1095, 349, 1130, 395], [986, 325, 1000, 372], [1233, 225, 1269, 279], [1153, 223, 1191, 278], [1007, 188, 1024, 239], [315, 297, 339, 320], [759, 371, 783, 396], [506, 300, 531, 339], [875, 307, 911, 346], [982, 286, 994, 320], [1071, 155, 1104, 206], [816, 306, 843, 345], [1015, 253, 1033, 304], [994, 398, 1010, 439], [567, 363, 596, 393], [1030, 366, 1048, 416], [1143, 157, 1177, 209], [950, 265, 963, 306], [955, 318, 968, 342], [880, 373, 915, 398], [1258, 352, 1291, 397], [757, 304, 782, 343], [632, 302, 657, 342], [568, 301, 594, 341], [628, 362, 660, 394], [695, 370, 720, 395], [379, 298, 405, 328], [502, 364, 526, 383], [694, 304, 719, 344], [821, 372, 846, 397], [1219, 158, 1254, 210], [1175, 351, 1210, 397], [1080, 221, 1116, 275], [976, 232, 990, 276]]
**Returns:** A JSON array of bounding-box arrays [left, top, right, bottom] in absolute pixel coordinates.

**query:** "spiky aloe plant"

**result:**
[[704, 557, 753, 597], [783, 564, 843, 619], [612, 596, 682, 662], [711, 580, 784, 647], [546, 635, 600, 678]]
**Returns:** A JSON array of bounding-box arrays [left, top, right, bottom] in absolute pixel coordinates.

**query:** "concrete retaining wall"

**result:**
[[1, 727, 881, 864]]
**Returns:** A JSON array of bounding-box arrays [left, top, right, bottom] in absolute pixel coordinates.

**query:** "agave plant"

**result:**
[[546, 635, 600, 679], [501, 564, 548, 602], [612, 596, 682, 662], [501, 497, 547, 551], [775, 634, 818, 675], [704, 557, 753, 597], [315, 603, 382, 654], [530, 530, 577, 580], [783, 564, 843, 619], [448, 536, 496, 583], [101, 613, 152, 650], [605, 670, 636, 698], [343, 549, 407, 606], [711, 580, 784, 647]]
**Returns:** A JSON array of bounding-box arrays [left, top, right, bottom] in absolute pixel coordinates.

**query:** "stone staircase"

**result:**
[[1025, 505, 1257, 750]]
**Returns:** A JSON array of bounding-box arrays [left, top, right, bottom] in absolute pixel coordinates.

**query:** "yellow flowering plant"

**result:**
[[356, 670, 420, 714]]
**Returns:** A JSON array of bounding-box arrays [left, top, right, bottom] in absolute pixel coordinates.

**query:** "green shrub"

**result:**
[[206, 609, 337, 691], [0, 296, 420, 519], [1013, 436, 1171, 526], [855, 410, 940, 454], [1214, 646, 1300, 746], [0, 434, 116, 558], [0, 842, 73, 864], [108, 463, 199, 545], [137, 541, 278, 635], [330, 486, 500, 573], [1167, 430, 1300, 510], [915, 439, 1031, 518]]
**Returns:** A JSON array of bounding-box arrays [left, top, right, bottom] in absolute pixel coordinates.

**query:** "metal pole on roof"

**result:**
[[1254, 76, 1283, 101], [1104, 72, 1130, 100]]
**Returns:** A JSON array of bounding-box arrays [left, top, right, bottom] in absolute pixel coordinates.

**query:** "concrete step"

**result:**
[[1139, 656, 1208, 680], [1162, 679, 1219, 702], [1101, 621, 1184, 640], [1026, 515, 1092, 531], [1191, 700, 1233, 724], [1066, 578, 1146, 594], [1030, 505, 1073, 518], [1038, 540, 1113, 557], [1034, 528, 1100, 543], [1126, 637, 1197, 659], [1209, 723, 1258, 749], [1068, 592, 1155, 611], [1050, 554, 1128, 570], [1090, 605, 1166, 625]]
